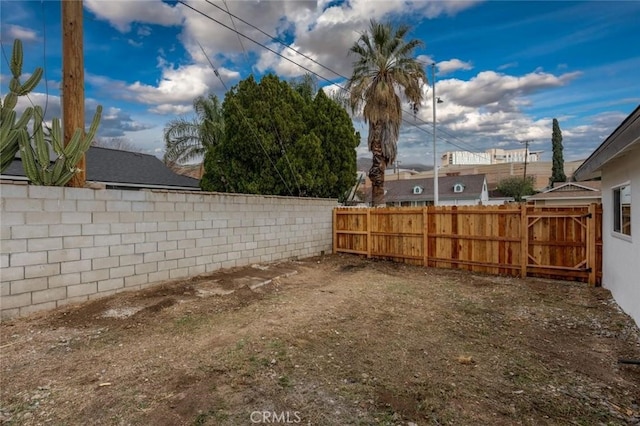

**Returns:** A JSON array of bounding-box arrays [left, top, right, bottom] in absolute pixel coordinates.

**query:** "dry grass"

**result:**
[[1, 254, 639, 425]]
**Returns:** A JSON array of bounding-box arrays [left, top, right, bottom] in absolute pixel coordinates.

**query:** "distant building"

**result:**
[[362, 174, 507, 207], [525, 181, 601, 206], [441, 148, 542, 166]]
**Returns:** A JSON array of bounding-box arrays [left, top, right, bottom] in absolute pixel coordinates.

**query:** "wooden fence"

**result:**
[[333, 204, 602, 285]]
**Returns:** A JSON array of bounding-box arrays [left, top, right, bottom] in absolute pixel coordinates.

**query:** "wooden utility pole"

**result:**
[[62, 0, 85, 187]]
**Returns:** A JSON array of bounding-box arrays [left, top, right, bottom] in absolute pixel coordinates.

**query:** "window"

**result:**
[[613, 184, 631, 236], [413, 186, 423, 195], [453, 183, 465, 193]]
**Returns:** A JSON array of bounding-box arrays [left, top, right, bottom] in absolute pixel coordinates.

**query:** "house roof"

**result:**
[[526, 181, 601, 201], [574, 105, 640, 181], [364, 174, 486, 204], [2, 146, 201, 190]]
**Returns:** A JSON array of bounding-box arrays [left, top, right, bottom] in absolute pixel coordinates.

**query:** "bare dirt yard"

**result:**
[[1, 254, 639, 425]]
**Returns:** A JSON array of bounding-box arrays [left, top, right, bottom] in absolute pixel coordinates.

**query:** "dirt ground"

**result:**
[[1, 254, 639, 426]]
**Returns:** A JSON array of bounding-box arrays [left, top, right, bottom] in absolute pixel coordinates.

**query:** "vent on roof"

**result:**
[[453, 183, 465, 193], [413, 186, 423, 195]]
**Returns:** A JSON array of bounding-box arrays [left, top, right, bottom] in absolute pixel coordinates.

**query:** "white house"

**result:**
[[364, 174, 494, 206], [574, 105, 640, 326]]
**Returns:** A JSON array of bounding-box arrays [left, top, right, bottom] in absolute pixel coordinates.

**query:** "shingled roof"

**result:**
[[364, 174, 486, 204], [2, 146, 200, 190], [526, 181, 601, 202]]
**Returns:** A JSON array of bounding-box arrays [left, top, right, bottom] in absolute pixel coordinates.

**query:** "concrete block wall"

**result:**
[[0, 183, 336, 319]]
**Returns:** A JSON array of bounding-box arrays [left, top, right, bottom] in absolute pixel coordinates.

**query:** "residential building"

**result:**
[[525, 181, 601, 206], [573, 104, 640, 326], [363, 174, 499, 206], [1, 146, 200, 191]]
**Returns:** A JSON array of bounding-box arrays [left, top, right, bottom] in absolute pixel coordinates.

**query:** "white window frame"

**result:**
[[413, 186, 423, 195], [612, 182, 631, 241], [453, 183, 464, 193]]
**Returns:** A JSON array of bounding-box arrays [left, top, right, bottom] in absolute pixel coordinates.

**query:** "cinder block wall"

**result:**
[[0, 183, 336, 319]]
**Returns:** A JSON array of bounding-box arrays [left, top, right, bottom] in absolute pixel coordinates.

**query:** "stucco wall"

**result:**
[[0, 183, 336, 319], [601, 155, 640, 326]]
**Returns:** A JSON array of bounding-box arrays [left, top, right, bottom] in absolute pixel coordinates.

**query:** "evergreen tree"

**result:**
[[200, 74, 359, 200], [550, 118, 566, 185]]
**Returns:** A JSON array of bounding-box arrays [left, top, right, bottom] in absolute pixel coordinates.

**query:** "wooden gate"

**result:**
[[525, 204, 600, 284]]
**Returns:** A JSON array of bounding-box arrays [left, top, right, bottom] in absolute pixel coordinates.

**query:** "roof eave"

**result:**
[[92, 181, 201, 191], [574, 105, 640, 181]]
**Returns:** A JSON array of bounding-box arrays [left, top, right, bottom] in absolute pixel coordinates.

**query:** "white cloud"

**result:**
[[437, 70, 582, 110], [3, 24, 38, 42], [498, 62, 518, 71], [437, 59, 473, 75], [84, 0, 182, 32], [87, 62, 239, 116], [252, 0, 481, 79]]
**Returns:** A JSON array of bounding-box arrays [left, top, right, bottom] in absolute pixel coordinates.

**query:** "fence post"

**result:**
[[332, 208, 337, 254], [587, 203, 597, 286], [520, 205, 528, 278], [423, 206, 429, 267], [366, 208, 371, 259]]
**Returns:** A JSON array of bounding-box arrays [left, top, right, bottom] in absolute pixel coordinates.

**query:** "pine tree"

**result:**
[[550, 118, 566, 185]]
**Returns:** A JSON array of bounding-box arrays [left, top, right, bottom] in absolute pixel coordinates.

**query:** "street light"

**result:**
[[431, 63, 444, 206]]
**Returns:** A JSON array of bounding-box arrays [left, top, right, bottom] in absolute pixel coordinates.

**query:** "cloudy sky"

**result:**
[[1, 0, 639, 166]]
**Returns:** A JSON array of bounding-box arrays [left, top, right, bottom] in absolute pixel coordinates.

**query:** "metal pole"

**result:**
[[432, 63, 439, 206]]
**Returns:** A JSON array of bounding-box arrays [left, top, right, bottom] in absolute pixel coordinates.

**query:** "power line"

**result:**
[[221, 0, 248, 62], [195, 41, 295, 196], [203, 0, 495, 158], [179, 1, 490, 162]]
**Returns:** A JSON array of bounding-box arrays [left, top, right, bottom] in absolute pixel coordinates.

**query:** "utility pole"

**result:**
[[432, 63, 439, 206], [62, 0, 86, 187], [521, 139, 532, 180]]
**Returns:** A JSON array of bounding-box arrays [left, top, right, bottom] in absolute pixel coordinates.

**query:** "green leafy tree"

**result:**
[[346, 19, 426, 206], [201, 74, 359, 200], [497, 176, 535, 202], [163, 94, 223, 167], [550, 118, 566, 185]]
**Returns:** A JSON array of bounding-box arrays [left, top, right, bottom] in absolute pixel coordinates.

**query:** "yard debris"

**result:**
[[456, 355, 475, 365]]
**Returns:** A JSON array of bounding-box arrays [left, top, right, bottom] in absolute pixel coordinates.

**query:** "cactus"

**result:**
[[1, 38, 103, 186], [19, 105, 102, 186], [0, 39, 43, 173]]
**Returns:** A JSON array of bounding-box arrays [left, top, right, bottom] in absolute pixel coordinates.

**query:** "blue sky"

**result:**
[[1, 0, 639, 166]]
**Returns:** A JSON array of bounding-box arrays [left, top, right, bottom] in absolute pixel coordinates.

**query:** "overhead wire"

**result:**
[[195, 41, 295, 196], [179, 1, 491, 164], [221, 0, 249, 62], [201, 0, 490, 159]]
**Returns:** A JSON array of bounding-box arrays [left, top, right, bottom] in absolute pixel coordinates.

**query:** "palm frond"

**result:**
[[346, 19, 426, 164]]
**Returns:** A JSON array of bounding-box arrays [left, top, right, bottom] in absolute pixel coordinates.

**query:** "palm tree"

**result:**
[[347, 20, 426, 206], [163, 94, 224, 169]]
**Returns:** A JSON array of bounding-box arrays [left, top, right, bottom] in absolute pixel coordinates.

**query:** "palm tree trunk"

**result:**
[[368, 122, 386, 206]]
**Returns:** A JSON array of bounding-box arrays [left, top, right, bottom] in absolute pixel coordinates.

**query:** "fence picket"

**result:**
[[333, 204, 602, 284]]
